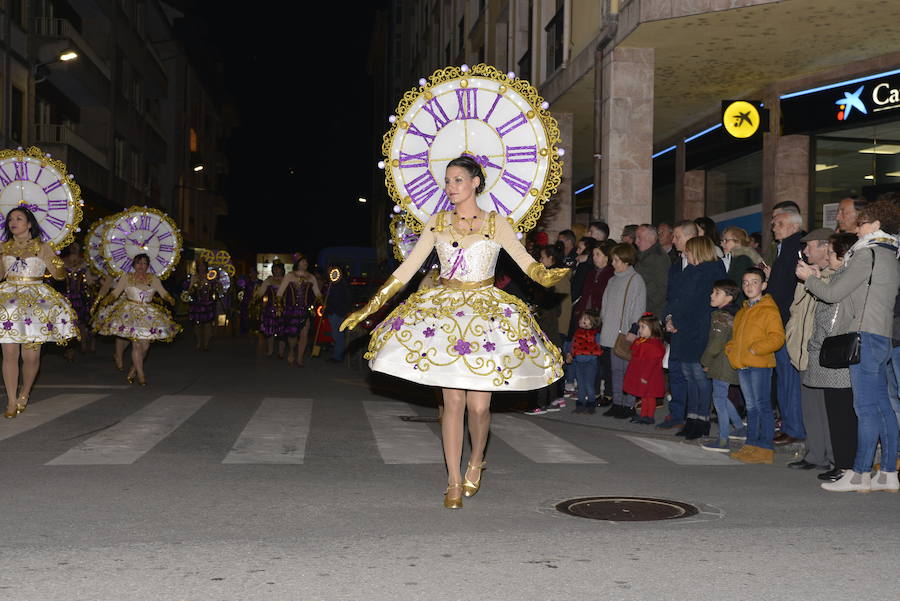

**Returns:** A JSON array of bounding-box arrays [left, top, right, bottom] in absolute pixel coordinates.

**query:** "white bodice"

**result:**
[[3, 255, 47, 278], [125, 286, 154, 303], [436, 239, 502, 282]]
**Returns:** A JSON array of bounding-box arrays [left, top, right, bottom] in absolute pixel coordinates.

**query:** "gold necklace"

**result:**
[[3, 237, 41, 258]]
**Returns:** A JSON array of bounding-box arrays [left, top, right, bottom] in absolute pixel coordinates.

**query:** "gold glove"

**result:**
[[526, 262, 570, 288], [340, 276, 404, 331]]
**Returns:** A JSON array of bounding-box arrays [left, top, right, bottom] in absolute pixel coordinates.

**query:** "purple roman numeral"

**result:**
[[455, 89, 479, 120], [506, 145, 537, 163], [139, 215, 152, 230], [405, 171, 440, 208], [45, 215, 66, 230], [421, 97, 450, 131], [398, 150, 429, 169], [407, 123, 436, 147], [159, 244, 175, 253], [151, 219, 161, 234], [110, 247, 128, 262], [0, 166, 12, 187], [500, 171, 531, 198], [489, 193, 512, 215], [42, 180, 63, 194], [482, 93, 502, 125], [158, 231, 172, 241], [47, 199, 67, 211], [33, 167, 44, 184], [496, 113, 528, 138], [14, 161, 29, 181], [120, 258, 133, 271], [431, 192, 452, 215], [156, 255, 168, 266]]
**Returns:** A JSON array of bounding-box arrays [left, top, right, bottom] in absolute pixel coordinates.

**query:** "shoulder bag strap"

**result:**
[[619, 274, 636, 332], [854, 248, 876, 331]]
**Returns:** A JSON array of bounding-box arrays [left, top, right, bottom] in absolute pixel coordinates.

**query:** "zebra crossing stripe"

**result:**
[[45, 395, 211, 465], [222, 398, 313, 464], [618, 434, 740, 465], [363, 401, 443, 464], [490, 414, 607, 464], [0, 394, 109, 443]]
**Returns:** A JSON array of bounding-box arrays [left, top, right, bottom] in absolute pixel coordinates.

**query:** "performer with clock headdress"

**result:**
[[0, 147, 83, 418], [187, 254, 220, 351], [85, 214, 131, 371], [342, 65, 567, 509], [93, 207, 182, 385]]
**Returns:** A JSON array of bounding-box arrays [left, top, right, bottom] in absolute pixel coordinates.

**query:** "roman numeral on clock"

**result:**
[[157, 231, 172, 241], [155, 255, 168, 267], [139, 215, 152, 230], [455, 89, 479, 120], [496, 113, 527, 138], [407, 123, 436, 147], [0, 165, 12, 187], [506, 145, 537, 163], [45, 215, 66, 230], [398, 150, 429, 169], [47, 199, 68, 211], [110, 247, 128, 262], [159, 244, 175, 253], [421, 97, 450, 131], [489, 193, 512, 215], [13, 161, 29, 181], [405, 171, 440, 209], [431, 192, 452, 215], [42, 180, 64, 194], [500, 171, 531, 198]]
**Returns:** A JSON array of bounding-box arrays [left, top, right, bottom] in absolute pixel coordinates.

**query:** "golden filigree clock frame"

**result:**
[[382, 63, 563, 235], [101, 206, 183, 280]]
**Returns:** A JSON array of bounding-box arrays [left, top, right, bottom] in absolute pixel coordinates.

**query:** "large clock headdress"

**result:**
[[381, 63, 563, 240], [0, 146, 84, 249], [101, 206, 182, 278]]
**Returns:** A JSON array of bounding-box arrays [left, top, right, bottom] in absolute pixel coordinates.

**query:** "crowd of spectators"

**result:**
[[519, 194, 900, 494]]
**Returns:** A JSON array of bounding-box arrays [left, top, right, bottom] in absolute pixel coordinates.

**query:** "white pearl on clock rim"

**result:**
[[392, 205, 402, 214], [388, 115, 397, 123], [418, 78, 427, 86], [557, 148, 565, 156], [516, 232, 524, 240], [377, 161, 385, 170], [507, 72, 516, 80], [541, 101, 550, 110], [460, 64, 469, 72]]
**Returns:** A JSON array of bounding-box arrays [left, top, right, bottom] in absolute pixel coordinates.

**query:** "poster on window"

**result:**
[[822, 202, 839, 230]]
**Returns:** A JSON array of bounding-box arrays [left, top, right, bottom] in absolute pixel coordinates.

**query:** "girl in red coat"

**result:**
[[624, 314, 667, 424]]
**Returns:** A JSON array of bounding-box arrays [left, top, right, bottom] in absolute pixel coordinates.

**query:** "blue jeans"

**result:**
[[850, 333, 897, 473], [739, 367, 775, 450], [775, 345, 806, 439], [574, 357, 599, 407], [327, 313, 345, 360], [682, 361, 712, 421], [888, 346, 900, 437], [666, 358, 686, 423], [712, 379, 743, 439], [562, 338, 575, 388]]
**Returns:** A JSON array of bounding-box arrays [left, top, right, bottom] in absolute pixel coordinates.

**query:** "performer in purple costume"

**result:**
[[277, 256, 320, 366], [62, 242, 98, 357], [188, 257, 219, 351], [254, 262, 286, 358]]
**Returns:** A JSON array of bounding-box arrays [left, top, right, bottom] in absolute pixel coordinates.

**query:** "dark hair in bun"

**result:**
[[447, 155, 486, 195]]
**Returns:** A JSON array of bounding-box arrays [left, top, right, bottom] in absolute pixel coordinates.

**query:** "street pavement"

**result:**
[[0, 333, 897, 601]]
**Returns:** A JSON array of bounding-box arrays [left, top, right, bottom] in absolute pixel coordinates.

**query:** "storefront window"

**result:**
[[814, 121, 900, 227], [652, 151, 675, 225], [705, 150, 762, 217]]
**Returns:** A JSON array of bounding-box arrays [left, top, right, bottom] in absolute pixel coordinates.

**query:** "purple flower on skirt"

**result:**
[[529, 335, 536, 346], [503, 307, 513, 317], [39, 299, 45, 304], [2, 321, 11, 330], [61, 319, 67, 325], [453, 339, 472, 356], [150, 328, 158, 334], [517, 338, 530, 353], [46, 323, 54, 331], [484, 341, 496, 352], [423, 327, 435, 338], [8, 299, 14, 304], [118, 325, 125, 332], [23, 318, 31, 325], [390, 317, 405, 331], [456, 311, 465, 317]]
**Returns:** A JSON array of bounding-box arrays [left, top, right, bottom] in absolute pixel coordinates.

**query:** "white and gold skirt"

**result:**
[[0, 280, 79, 345], [366, 280, 563, 391], [93, 300, 181, 341]]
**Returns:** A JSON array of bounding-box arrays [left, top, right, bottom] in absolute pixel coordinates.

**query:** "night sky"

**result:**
[[175, 2, 387, 263]]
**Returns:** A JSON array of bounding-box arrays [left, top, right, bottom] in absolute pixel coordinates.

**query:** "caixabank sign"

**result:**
[[781, 68, 900, 134]]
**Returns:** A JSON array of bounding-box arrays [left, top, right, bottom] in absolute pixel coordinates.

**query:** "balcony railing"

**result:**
[[31, 124, 108, 169], [32, 18, 112, 80]]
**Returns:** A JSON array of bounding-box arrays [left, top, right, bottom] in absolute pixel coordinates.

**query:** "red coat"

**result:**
[[571, 328, 603, 356], [623, 338, 666, 398]]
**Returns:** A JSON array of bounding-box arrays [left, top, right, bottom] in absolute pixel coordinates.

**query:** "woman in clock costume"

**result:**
[[341, 156, 568, 509], [0, 207, 79, 418], [93, 253, 180, 385], [188, 257, 219, 351], [62, 242, 98, 358], [92, 272, 131, 371], [254, 261, 287, 358], [277, 256, 320, 366]]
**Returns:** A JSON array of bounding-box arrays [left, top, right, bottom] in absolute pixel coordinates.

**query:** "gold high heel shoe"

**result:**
[[462, 461, 486, 497], [137, 376, 147, 387], [443, 483, 464, 509], [126, 369, 136, 384], [3, 405, 19, 419], [15, 394, 28, 414]]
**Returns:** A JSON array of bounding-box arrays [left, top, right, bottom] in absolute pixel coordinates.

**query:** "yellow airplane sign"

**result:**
[[722, 101, 763, 139]]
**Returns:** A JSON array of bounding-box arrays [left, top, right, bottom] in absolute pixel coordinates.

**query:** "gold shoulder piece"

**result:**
[[487, 211, 497, 239], [434, 211, 448, 232]]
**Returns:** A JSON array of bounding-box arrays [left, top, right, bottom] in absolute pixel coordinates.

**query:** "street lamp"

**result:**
[[358, 197, 367, 203], [193, 165, 204, 172], [34, 50, 79, 83]]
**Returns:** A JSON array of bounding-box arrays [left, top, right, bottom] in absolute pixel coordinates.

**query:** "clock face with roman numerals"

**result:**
[[0, 146, 83, 248], [102, 207, 181, 278], [85, 216, 113, 276], [384, 64, 562, 232]]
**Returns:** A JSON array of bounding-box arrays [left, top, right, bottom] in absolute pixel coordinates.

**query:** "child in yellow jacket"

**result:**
[[725, 267, 785, 464]]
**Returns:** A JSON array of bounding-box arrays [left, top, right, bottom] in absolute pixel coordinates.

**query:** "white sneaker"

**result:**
[[821, 470, 871, 493], [549, 398, 567, 409], [870, 470, 900, 493]]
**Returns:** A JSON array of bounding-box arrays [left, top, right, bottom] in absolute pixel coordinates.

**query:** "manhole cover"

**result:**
[[555, 497, 699, 521], [398, 415, 440, 423]]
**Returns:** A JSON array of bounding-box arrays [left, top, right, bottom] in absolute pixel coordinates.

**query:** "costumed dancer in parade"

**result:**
[[254, 262, 286, 358], [62, 242, 98, 359], [188, 257, 218, 351], [341, 156, 568, 509], [93, 253, 180, 385], [0, 207, 79, 417], [238, 268, 262, 336], [277, 256, 320, 367], [92, 271, 130, 371]]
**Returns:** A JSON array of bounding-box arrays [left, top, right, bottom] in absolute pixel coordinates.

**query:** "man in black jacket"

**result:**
[[767, 207, 807, 444]]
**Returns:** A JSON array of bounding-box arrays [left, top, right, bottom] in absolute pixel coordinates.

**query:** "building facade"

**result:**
[[383, 0, 900, 242], [0, 0, 227, 247]]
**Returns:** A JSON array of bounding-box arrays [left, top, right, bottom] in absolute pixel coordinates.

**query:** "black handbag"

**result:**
[[819, 249, 874, 369]]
